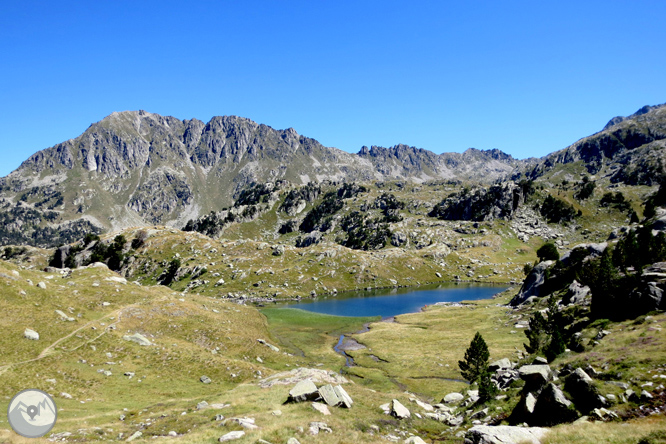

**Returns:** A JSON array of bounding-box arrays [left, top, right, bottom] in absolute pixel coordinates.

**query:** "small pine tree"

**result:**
[[478, 371, 499, 402], [459, 332, 490, 383], [524, 311, 549, 354], [545, 327, 565, 362]]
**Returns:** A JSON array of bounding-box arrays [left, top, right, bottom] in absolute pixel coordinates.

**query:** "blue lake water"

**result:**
[[275, 283, 508, 318]]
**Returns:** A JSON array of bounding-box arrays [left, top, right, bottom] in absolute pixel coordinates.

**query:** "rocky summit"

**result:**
[[0, 111, 523, 247]]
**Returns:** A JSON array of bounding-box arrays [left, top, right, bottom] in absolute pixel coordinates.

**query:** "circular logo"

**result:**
[[7, 389, 58, 438]]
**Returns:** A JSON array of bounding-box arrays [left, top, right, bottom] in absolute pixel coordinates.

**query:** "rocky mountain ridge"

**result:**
[[0, 111, 524, 246]]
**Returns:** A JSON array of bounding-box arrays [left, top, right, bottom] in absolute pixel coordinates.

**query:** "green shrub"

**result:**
[[537, 242, 560, 262]]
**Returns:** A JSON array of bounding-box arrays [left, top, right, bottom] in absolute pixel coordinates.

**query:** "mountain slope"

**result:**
[[521, 103, 666, 185], [0, 111, 521, 246]]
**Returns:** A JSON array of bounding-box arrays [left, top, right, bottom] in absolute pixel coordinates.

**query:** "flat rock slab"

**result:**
[[312, 402, 331, 415], [123, 333, 153, 346], [259, 367, 348, 388], [219, 431, 245, 442], [519, 365, 552, 389], [333, 385, 353, 408], [465, 425, 548, 444], [319, 384, 341, 407], [287, 380, 319, 403]]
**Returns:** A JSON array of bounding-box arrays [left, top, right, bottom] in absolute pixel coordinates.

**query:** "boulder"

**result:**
[[259, 367, 348, 388], [218, 431, 245, 442], [311, 402, 331, 415], [464, 425, 548, 444], [390, 399, 411, 419], [257, 338, 280, 352], [533, 383, 578, 426], [229, 417, 258, 429], [24, 328, 40, 340], [286, 439, 301, 444], [562, 280, 591, 305], [287, 380, 319, 403], [442, 392, 464, 403], [518, 365, 552, 391], [489, 358, 513, 372], [590, 407, 619, 421], [37, 281, 47, 289], [55, 309, 75, 322], [308, 421, 332, 435], [493, 368, 520, 389], [564, 368, 603, 413], [126, 431, 142, 442], [333, 385, 353, 408], [404, 437, 427, 444], [510, 391, 538, 423], [628, 281, 665, 315], [200, 375, 212, 384], [123, 333, 153, 346], [413, 399, 434, 412], [510, 261, 554, 305], [318, 384, 341, 407]]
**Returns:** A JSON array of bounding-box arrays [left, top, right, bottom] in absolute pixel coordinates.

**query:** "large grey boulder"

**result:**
[[533, 383, 578, 426], [518, 365, 552, 391], [564, 368, 603, 413], [465, 425, 548, 444], [511, 261, 554, 305], [390, 399, 411, 419], [287, 380, 319, 403]]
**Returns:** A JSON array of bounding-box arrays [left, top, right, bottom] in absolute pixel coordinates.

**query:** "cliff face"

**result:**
[[0, 110, 521, 246]]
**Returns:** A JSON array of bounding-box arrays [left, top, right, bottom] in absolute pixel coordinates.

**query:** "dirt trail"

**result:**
[[0, 295, 168, 376]]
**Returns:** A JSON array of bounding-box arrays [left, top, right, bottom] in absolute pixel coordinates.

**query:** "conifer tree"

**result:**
[[459, 332, 490, 383]]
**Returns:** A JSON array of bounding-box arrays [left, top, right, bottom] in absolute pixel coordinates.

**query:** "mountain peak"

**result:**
[[602, 103, 666, 131]]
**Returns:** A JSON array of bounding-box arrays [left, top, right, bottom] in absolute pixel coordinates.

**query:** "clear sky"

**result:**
[[1, 1, 665, 177]]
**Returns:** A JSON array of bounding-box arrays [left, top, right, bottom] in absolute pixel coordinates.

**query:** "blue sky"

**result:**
[[1, 1, 665, 177]]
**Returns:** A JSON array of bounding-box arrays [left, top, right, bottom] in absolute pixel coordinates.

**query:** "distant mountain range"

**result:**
[[0, 104, 664, 247]]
